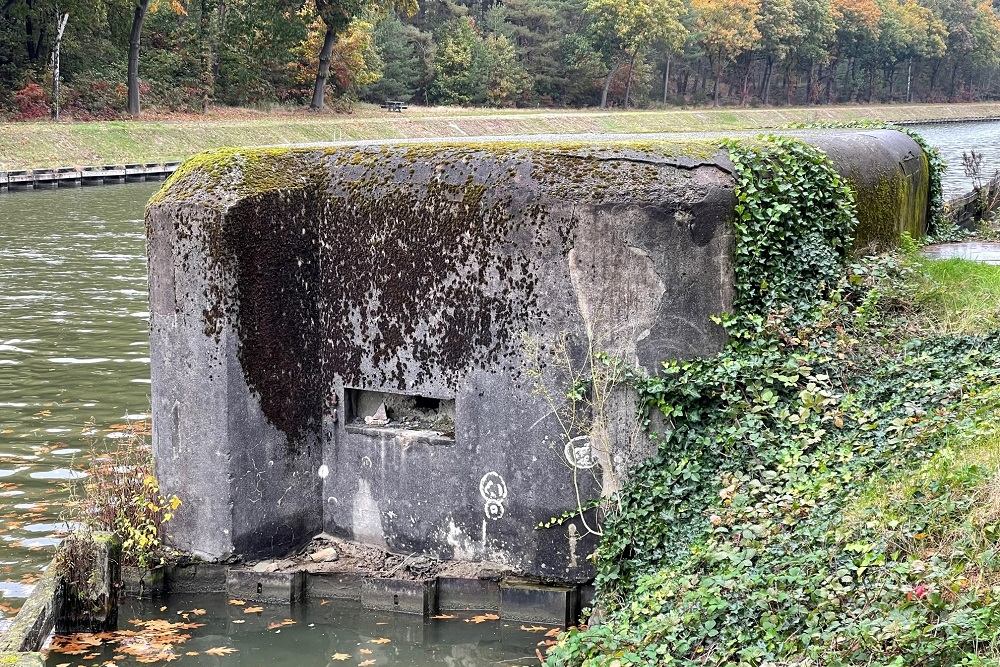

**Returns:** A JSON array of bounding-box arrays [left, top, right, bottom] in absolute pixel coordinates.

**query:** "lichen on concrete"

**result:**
[[146, 131, 931, 582]]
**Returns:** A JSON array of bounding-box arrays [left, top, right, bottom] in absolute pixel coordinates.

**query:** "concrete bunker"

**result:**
[[146, 130, 930, 583]]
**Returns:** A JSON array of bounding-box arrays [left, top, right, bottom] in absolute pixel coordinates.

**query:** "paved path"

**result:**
[[922, 241, 1000, 264]]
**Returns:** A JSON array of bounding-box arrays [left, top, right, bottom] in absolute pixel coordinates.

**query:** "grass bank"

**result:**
[[3, 101, 1000, 170]]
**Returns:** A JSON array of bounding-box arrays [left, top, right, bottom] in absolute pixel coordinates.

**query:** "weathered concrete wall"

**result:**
[[807, 129, 930, 248], [147, 132, 930, 582]]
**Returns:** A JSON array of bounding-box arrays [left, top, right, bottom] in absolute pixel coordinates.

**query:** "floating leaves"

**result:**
[[330, 653, 351, 661], [50, 618, 205, 664], [465, 613, 499, 624], [243, 606, 264, 614], [430, 613, 456, 619], [369, 637, 391, 644], [204, 646, 239, 656], [266, 619, 296, 630], [228, 599, 246, 606]]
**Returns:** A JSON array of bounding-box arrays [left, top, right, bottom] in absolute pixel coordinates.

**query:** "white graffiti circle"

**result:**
[[484, 500, 505, 520], [479, 472, 508, 521], [564, 435, 597, 469]]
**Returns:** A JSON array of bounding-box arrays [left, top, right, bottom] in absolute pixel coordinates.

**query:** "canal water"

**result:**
[[44, 594, 543, 666], [2, 120, 999, 659], [908, 120, 1000, 198]]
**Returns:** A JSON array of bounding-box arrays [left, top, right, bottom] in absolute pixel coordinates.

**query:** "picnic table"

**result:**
[[380, 100, 408, 112]]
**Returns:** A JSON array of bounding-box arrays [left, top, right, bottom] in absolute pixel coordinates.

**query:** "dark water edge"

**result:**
[[43, 593, 545, 666]]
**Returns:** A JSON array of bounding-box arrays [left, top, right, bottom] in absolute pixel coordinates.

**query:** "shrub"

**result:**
[[72, 425, 180, 569], [13, 82, 49, 120]]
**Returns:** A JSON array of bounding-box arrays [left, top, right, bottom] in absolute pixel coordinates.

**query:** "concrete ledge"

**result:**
[[226, 570, 305, 604], [437, 576, 500, 612], [0, 560, 58, 653], [0, 163, 178, 193], [500, 579, 578, 626], [305, 571, 364, 601], [361, 578, 437, 616], [122, 566, 166, 598], [165, 562, 227, 594]]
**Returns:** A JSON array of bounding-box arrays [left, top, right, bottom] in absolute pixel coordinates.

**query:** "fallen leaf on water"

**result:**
[[190, 608, 206, 616], [545, 628, 561, 637], [466, 613, 499, 624], [359, 648, 373, 655], [430, 614, 456, 620], [204, 646, 238, 656], [369, 637, 391, 644], [267, 619, 296, 630], [320, 599, 330, 605], [244, 606, 264, 614], [228, 599, 246, 606], [331, 653, 351, 661], [359, 661, 376, 667], [185, 651, 200, 656], [231, 619, 246, 624], [520, 625, 549, 632], [159, 606, 167, 612]]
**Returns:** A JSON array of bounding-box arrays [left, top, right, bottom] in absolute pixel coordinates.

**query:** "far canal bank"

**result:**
[[3, 101, 1000, 171]]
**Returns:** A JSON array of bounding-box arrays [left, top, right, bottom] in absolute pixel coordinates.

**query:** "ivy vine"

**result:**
[[548, 133, 1000, 666]]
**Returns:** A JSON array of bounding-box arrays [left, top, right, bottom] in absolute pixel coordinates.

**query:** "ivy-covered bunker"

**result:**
[[146, 130, 929, 582]]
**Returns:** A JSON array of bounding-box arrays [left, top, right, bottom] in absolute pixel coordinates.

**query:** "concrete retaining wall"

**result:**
[[0, 163, 179, 191], [146, 131, 930, 582]]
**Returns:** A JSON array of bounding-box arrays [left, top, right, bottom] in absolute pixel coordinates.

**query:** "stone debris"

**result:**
[[364, 402, 390, 427], [308, 547, 339, 563], [243, 534, 513, 582]]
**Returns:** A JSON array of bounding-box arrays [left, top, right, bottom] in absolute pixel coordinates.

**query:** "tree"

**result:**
[[585, 0, 687, 108], [755, 0, 798, 104], [310, 0, 417, 110], [127, 0, 187, 116], [362, 15, 430, 102], [830, 0, 881, 100], [691, 0, 762, 105]]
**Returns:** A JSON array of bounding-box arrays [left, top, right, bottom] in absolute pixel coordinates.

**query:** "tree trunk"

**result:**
[[741, 57, 752, 106], [600, 59, 623, 109], [200, 0, 214, 113], [127, 0, 150, 116], [761, 57, 773, 105], [929, 59, 940, 99], [906, 59, 913, 103], [662, 54, 671, 104], [310, 25, 337, 111], [806, 60, 815, 103], [51, 11, 68, 120], [713, 48, 723, 106], [623, 49, 637, 108]]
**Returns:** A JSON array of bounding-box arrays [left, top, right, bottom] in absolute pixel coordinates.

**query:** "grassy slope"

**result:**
[[547, 248, 1000, 665], [916, 257, 1000, 333], [3, 101, 1000, 170]]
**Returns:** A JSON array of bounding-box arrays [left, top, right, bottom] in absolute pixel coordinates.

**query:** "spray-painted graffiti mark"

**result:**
[[564, 435, 597, 469], [479, 471, 508, 521]]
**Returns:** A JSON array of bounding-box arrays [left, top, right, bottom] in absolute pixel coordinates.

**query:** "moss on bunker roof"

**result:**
[[148, 137, 735, 209]]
